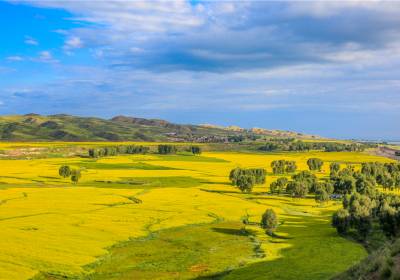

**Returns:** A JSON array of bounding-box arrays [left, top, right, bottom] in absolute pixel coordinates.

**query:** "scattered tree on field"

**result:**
[[70, 169, 81, 184], [59, 165, 71, 178], [307, 158, 324, 171], [260, 209, 278, 236]]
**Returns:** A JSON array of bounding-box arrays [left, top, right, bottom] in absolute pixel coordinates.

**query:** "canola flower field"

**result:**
[[0, 142, 394, 280]]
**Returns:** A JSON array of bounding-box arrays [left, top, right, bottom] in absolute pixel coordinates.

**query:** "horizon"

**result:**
[[1, 1, 399, 139], [2, 112, 400, 142]]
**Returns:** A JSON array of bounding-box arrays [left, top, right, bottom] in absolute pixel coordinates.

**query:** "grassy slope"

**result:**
[[0, 147, 389, 279], [0, 114, 255, 142], [334, 239, 400, 280]]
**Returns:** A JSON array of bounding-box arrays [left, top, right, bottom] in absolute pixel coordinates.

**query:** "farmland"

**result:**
[[0, 143, 393, 279]]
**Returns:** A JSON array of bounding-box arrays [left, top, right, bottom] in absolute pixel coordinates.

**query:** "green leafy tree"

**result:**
[[270, 177, 288, 195], [70, 169, 81, 184], [158, 145, 177, 154], [236, 175, 255, 193], [332, 209, 350, 234], [307, 158, 324, 171], [260, 209, 278, 235], [59, 165, 71, 178], [285, 161, 297, 173], [190, 146, 202, 155], [315, 189, 329, 205], [330, 162, 340, 174], [286, 181, 308, 198]]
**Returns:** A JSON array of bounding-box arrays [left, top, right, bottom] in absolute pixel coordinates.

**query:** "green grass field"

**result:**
[[1, 143, 392, 279]]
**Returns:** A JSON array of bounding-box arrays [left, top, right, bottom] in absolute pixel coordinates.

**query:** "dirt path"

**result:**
[[371, 146, 400, 161]]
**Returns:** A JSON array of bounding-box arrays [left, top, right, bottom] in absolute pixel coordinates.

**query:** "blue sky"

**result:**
[[1, 1, 399, 139]]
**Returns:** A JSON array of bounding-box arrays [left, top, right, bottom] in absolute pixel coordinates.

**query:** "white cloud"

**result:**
[[64, 36, 83, 49], [24, 36, 38, 45], [6, 56, 24, 61], [32, 51, 58, 63]]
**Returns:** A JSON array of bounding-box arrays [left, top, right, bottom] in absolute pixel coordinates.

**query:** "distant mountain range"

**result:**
[[0, 114, 320, 142]]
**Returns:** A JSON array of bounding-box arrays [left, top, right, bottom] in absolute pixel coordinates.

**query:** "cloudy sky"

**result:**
[[1, 1, 399, 139]]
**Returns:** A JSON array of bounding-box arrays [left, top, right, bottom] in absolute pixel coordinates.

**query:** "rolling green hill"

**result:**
[[0, 114, 319, 142]]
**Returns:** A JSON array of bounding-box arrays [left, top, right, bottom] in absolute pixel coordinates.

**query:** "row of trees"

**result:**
[[59, 165, 82, 184], [158, 144, 202, 155], [88, 145, 149, 158], [259, 139, 373, 152], [229, 167, 267, 193], [87, 144, 202, 157]]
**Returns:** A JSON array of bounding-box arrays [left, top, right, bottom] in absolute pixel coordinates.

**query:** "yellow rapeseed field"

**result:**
[[0, 144, 393, 279]]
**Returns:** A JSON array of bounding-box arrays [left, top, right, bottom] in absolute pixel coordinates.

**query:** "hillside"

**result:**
[[334, 239, 400, 280], [0, 114, 320, 142]]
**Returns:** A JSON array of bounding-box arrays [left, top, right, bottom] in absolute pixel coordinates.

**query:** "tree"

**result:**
[[330, 162, 340, 175], [260, 209, 278, 235], [190, 146, 202, 155], [285, 161, 297, 173], [158, 145, 177, 154], [332, 209, 350, 234], [270, 177, 288, 195], [59, 165, 71, 178], [70, 169, 81, 184], [355, 176, 376, 196], [334, 176, 356, 194], [229, 167, 242, 186], [286, 181, 308, 198], [307, 158, 324, 171], [88, 149, 98, 158], [236, 175, 255, 193], [271, 160, 285, 174], [315, 189, 329, 205]]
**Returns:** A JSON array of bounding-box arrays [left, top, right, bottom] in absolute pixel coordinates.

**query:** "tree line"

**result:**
[[88, 145, 149, 158], [87, 144, 202, 157], [259, 139, 374, 152]]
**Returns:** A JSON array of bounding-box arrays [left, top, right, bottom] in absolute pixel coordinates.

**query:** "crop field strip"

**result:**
[[0, 144, 393, 279]]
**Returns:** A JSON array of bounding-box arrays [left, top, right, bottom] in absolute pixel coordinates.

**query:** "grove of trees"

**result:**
[[88, 145, 149, 158], [331, 162, 400, 240], [229, 167, 266, 193]]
